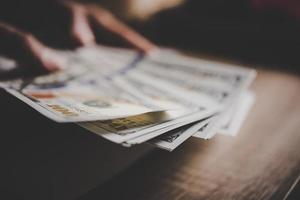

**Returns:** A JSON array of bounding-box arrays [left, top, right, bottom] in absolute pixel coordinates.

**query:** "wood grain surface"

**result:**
[[79, 69, 300, 200]]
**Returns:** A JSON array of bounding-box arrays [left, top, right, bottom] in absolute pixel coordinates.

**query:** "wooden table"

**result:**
[[79, 68, 300, 200]]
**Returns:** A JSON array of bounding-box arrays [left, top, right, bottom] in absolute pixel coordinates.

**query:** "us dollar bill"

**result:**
[[79, 72, 219, 144], [132, 51, 256, 141], [218, 90, 255, 136], [192, 90, 255, 139], [135, 52, 256, 106], [0, 51, 170, 122], [0, 46, 256, 150], [81, 48, 255, 146], [149, 116, 212, 151]]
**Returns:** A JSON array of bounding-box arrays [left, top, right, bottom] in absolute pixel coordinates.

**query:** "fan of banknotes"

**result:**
[[0, 46, 256, 151]]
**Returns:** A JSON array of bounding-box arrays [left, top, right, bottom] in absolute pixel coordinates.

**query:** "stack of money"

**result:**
[[0, 46, 256, 151]]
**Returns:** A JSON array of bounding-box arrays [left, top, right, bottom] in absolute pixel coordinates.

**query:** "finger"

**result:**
[[88, 6, 157, 53], [68, 3, 96, 46], [0, 22, 65, 72]]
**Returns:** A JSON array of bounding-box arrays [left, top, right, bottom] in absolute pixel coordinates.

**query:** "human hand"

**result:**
[[0, 0, 156, 76]]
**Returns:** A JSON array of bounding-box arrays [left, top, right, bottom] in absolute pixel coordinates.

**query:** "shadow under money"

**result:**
[[0, 89, 153, 200]]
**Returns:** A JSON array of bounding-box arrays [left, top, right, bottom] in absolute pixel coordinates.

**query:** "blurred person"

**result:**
[[0, 0, 155, 76]]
